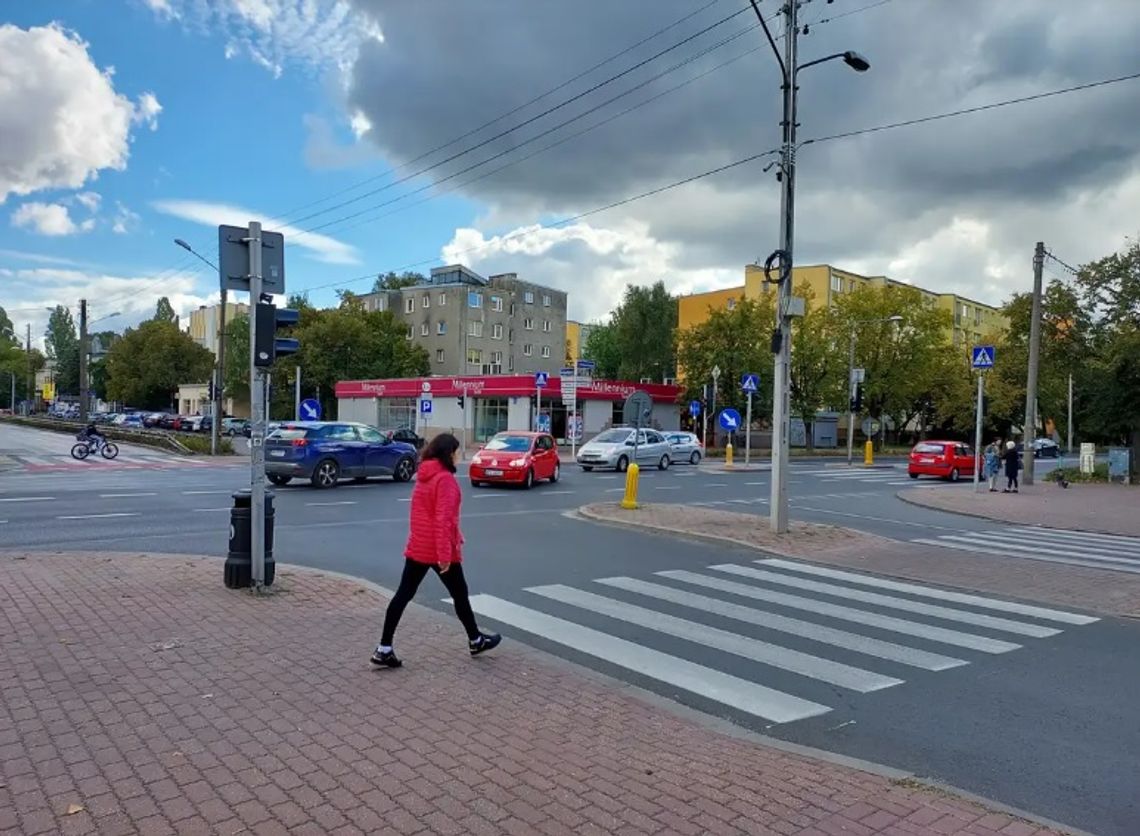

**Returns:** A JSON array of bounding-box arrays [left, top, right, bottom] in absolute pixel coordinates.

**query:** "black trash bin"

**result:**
[[224, 489, 276, 588]]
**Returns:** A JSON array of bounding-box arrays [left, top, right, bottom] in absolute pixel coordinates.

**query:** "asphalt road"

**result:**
[[1, 422, 1135, 835]]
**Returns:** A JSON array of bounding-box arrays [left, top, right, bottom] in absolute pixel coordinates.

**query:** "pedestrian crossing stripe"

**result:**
[[463, 559, 1096, 725], [914, 526, 1140, 576]]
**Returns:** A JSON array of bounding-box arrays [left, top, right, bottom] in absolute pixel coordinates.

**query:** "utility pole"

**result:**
[[212, 288, 227, 456], [710, 365, 720, 447], [247, 221, 267, 588], [769, 0, 799, 534], [294, 365, 302, 420], [78, 299, 89, 421], [973, 371, 985, 492], [846, 330, 857, 466], [26, 323, 32, 414], [1067, 373, 1073, 454], [1023, 241, 1045, 486]]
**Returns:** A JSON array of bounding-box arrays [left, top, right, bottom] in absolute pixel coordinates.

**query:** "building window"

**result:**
[[524, 317, 534, 330], [491, 350, 503, 364], [510, 303, 516, 316], [830, 275, 843, 293], [467, 348, 482, 365], [491, 296, 503, 312], [523, 344, 533, 356], [436, 349, 444, 363], [474, 397, 509, 442], [405, 297, 415, 313], [468, 321, 483, 338], [974, 309, 982, 326], [543, 294, 551, 307], [727, 298, 736, 310], [420, 323, 429, 336], [508, 355, 515, 372], [422, 294, 430, 309], [848, 280, 856, 292], [438, 293, 447, 306], [492, 323, 503, 340], [378, 397, 416, 429], [542, 319, 551, 332], [541, 345, 551, 358], [468, 291, 483, 308], [437, 321, 447, 335], [525, 291, 534, 304], [405, 325, 413, 340]]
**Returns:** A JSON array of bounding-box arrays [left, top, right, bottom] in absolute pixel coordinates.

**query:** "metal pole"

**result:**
[[247, 221, 266, 589], [26, 324, 32, 414], [9, 372, 15, 413], [78, 299, 88, 422], [745, 391, 752, 466], [294, 365, 301, 420], [211, 288, 227, 456], [711, 369, 719, 447], [536, 383, 541, 431], [1023, 241, 1045, 486], [974, 372, 984, 492], [1067, 373, 1073, 454], [770, 0, 798, 533], [846, 329, 856, 466]]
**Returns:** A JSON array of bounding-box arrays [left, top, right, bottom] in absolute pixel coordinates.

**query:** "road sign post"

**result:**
[[534, 371, 548, 432], [971, 345, 995, 493], [247, 221, 267, 589], [710, 365, 721, 448], [741, 373, 759, 466]]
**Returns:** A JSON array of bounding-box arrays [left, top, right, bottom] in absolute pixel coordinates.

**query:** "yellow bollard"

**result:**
[[864, 440, 874, 466], [620, 463, 641, 509], [725, 442, 734, 469]]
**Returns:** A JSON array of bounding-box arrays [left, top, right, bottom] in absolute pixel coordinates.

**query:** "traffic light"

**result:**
[[253, 302, 299, 368], [849, 384, 863, 412], [457, 395, 465, 409]]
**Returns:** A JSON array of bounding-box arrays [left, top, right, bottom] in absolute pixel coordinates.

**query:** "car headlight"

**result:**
[[509, 458, 527, 467], [471, 455, 484, 465]]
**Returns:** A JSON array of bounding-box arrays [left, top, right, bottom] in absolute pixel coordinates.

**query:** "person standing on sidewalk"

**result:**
[[371, 432, 501, 668], [1002, 440, 1020, 493], [984, 439, 1002, 492]]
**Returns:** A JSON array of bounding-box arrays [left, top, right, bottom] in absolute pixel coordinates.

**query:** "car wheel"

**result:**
[[581, 465, 593, 472], [267, 474, 292, 486], [949, 467, 960, 482], [523, 469, 534, 490], [658, 454, 670, 471], [394, 456, 415, 483], [311, 459, 340, 488], [909, 472, 919, 479], [550, 463, 560, 483], [689, 451, 702, 465], [617, 456, 629, 473]]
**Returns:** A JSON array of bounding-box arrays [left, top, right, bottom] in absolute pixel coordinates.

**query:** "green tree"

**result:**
[[582, 324, 620, 379], [153, 297, 179, 324], [611, 281, 677, 382], [223, 313, 251, 403], [45, 305, 80, 396], [788, 285, 846, 450], [106, 320, 214, 409], [373, 271, 425, 292], [0, 305, 15, 346]]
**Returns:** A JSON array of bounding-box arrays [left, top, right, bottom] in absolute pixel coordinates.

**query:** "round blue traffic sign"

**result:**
[[718, 408, 742, 431], [299, 398, 322, 420]]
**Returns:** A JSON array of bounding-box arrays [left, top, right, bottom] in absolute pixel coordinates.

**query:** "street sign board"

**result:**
[[622, 390, 653, 428], [560, 367, 577, 400], [534, 371, 549, 388], [741, 372, 760, 393], [971, 345, 996, 369], [718, 408, 742, 431], [299, 398, 322, 421], [861, 417, 881, 436], [218, 224, 285, 294], [576, 359, 596, 371], [689, 400, 701, 417], [420, 399, 433, 415], [852, 367, 865, 383]]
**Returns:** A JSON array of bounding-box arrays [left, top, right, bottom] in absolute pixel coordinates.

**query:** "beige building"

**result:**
[[186, 302, 249, 357], [177, 382, 246, 418]]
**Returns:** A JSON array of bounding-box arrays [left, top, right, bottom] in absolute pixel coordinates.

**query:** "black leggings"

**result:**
[[1007, 473, 1019, 490], [381, 559, 480, 645]]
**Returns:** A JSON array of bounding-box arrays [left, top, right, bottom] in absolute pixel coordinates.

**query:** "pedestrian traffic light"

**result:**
[[850, 384, 863, 412], [457, 395, 465, 409], [253, 302, 299, 368]]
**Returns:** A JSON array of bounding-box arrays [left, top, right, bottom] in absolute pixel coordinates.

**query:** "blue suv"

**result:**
[[264, 422, 418, 488]]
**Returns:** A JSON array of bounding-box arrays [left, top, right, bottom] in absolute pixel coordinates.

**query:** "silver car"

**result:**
[[665, 431, 704, 465], [576, 427, 672, 472]]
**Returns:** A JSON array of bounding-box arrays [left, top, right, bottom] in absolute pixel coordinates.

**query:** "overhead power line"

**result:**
[[1045, 251, 1081, 275]]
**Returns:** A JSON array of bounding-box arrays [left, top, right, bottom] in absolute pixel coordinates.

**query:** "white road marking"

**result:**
[[756, 559, 1098, 625], [653, 485, 681, 491], [181, 490, 233, 495], [467, 594, 830, 724], [99, 492, 158, 498], [57, 512, 140, 520], [529, 584, 903, 693], [597, 576, 965, 671], [912, 538, 1140, 576], [706, 483, 728, 488], [605, 488, 625, 493], [192, 507, 231, 512], [0, 496, 54, 503], [659, 571, 1021, 654], [304, 501, 358, 507], [544, 490, 576, 495], [932, 534, 1140, 565]]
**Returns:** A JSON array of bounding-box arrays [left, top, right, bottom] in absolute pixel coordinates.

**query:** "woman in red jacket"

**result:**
[[371, 432, 501, 668]]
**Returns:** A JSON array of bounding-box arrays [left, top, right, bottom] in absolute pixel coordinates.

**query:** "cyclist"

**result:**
[[79, 421, 106, 452]]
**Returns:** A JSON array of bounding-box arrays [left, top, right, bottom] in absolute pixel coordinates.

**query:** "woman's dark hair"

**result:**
[[422, 432, 460, 473]]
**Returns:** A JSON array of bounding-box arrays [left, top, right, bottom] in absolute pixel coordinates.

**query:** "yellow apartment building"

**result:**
[[566, 320, 602, 364], [186, 302, 249, 357]]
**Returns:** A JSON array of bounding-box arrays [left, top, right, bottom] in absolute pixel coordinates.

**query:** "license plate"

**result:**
[[920, 458, 934, 464], [270, 450, 286, 457], [485, 469, 503, 476]]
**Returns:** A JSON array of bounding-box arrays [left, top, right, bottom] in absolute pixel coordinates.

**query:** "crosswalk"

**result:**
[[1, 453, 225, 473], [914, 526, 1140, 576], [462, 558, 1097, 725], [789, 466, 957, 487]]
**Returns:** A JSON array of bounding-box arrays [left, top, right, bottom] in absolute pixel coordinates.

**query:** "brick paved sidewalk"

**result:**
[[898, 482, 1140, 537], [579, 503, 1140, 617], [0, 553, 1066, 836]]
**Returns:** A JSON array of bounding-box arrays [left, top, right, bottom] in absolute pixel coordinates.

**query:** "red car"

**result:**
[[470, 432, 560, 489], [908, 440, 977, 481]]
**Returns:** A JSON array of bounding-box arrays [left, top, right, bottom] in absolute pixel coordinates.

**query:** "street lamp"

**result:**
[[846, 315, 902, 466], [750, 0, 870, 533], [174, 238, 225, 456]]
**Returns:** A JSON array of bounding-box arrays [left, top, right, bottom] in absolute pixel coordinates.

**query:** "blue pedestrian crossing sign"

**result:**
[[534, 371, 549, 388], [299, 398, 322, 420], [971, 345, 996, 369], [689, 400, 701, 417], [718, 408, 742, 431], [741, 372, 760, 393]]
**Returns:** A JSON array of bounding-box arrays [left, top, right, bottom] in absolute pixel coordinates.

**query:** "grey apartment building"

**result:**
[[359, 265, 568, 377]]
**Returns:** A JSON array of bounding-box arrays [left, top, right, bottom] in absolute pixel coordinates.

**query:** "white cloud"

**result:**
[[111, 202, 142, 234], [151, 198, 361, 264], [0, 24, 162, 203], [11, 202, 95, 236], [149, 0, 382, 78], [134, 92, 163, 131], [349, 110, 372, 140], [0, 248, 83, 266], [74, 191, 102, 212]]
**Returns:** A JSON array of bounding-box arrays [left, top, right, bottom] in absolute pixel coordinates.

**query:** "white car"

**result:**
[[182, 415, 206, 432], [576, 427, 672, 472], [665, 431, 704, 465]]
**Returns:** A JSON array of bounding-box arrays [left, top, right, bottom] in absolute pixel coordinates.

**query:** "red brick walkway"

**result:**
[[1, 553, 1063, 835]]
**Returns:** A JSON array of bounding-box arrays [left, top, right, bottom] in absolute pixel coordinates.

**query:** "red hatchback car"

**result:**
[[908, 440, 976, 481], [470, 432, 560, 489]]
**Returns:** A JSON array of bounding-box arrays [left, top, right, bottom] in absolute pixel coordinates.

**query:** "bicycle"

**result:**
[[71, 434, 119, 461]]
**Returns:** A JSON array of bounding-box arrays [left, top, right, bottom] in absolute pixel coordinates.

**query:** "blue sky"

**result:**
[[0, 0, 481, 343]]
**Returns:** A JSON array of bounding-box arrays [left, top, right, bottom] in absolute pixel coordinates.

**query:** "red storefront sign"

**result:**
[[335, 375, 680, 402]]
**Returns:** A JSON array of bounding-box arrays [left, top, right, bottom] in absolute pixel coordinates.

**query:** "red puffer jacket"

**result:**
[[404, 458, 464, 565]]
